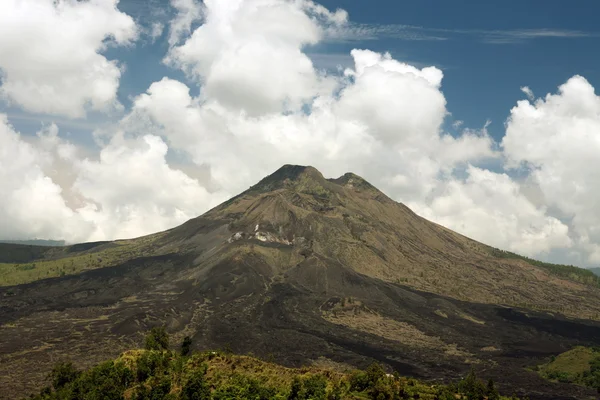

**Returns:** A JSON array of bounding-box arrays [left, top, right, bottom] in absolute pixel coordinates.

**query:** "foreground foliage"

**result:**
[[27, 331, 524, 400]]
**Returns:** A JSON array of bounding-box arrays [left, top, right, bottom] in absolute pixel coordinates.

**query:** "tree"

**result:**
[[301, 374, 327, 400], [49, 361, 79, 390], [458, 368, 486, 400], [486, 378, 500, 400], [182, 366, 211, 400], [145, 326, 169, 351], [288, 375, 327, 400], [365, 363, 386, 387], [181, 336, 193, 356]]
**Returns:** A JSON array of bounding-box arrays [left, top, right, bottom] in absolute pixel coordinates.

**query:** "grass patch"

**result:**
[[535, 346, 600, 391], [0, 235, 165, 287]]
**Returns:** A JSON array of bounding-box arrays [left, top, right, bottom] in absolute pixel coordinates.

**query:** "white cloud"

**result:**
[[3, 0, 600, 268], [504, 75, 600, 262], [0, 114, 223, 243], [0, 0, 137, 118], [0, 115, 93, 241], [164, 0, 343, 116], [129, 44, 495, 203], [413, 166, 572, 256], [452, 120, 464, 129], [520, 86, 535, 101], [73, 133, 225, 241], [167, 0, 205, 47], [150, 22, 165, 41], [99, 0, 495, 248]]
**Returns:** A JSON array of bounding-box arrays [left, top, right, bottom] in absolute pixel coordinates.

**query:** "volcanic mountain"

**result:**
[[2, 165, 600, 399]]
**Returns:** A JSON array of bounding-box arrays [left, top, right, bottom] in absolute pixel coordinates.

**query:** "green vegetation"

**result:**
[[26, 330, 524, 400], [489, 247, 600, 288], [534, 346, 600, 392], [145, 326, 170, 351], [0, 235, 165, 287]]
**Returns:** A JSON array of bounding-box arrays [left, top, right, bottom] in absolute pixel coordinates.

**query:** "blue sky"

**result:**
[[2, 0, 600, 267], [314, 0, 600, 140]]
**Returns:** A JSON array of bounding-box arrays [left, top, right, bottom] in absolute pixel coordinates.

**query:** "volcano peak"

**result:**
[[248, 164, 326, 193]]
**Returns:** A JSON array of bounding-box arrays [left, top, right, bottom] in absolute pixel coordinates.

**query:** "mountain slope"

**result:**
[[1, 165, 600, 400]]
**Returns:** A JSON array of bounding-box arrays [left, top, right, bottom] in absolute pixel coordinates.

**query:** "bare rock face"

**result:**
[[1, 164, 600, 400]]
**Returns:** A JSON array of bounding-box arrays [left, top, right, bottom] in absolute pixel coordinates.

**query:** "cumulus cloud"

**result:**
[[0, 0, 137, 118], [0, 114, 223, 242], [167, 0, 205, 46], [164, 0, 345, 116], [3, 0, 600, 267], [150, 22, 165, 41], [73, 134, 226, 241], [413, 166, 572, 256], [0, 115, 93, 241], [128, 46, 495, 203], [504, 75, 600, 262]]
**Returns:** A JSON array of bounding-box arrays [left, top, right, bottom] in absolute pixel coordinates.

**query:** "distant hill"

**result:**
[[590, 267, 600, 277], [1, 164, 600, 400], [0, 239, 65, 246]]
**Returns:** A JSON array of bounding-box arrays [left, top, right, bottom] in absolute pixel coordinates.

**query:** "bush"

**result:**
[[136, 351, 171, 382], [134, 376, 173, 400], [213, 374, 276, 400], [49, 361, 79, 390], [181, 365, 210, 400], [25, 346, 522, 400], [302, 374, 327, 400], [68, 360, 133, 400], [349, 370, 370, 392], [288, 374, 327, 400]]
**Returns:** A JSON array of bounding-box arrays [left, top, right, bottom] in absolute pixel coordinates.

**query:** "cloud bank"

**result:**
[[1, 0, 599, 267], [0, 0, 137, 118]]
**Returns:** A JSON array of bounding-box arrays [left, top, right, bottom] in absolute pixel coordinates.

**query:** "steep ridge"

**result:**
[[1, 165, 600, 399]]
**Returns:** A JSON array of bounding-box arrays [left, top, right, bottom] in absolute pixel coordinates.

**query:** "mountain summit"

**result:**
[[1, 165, 600, 399]]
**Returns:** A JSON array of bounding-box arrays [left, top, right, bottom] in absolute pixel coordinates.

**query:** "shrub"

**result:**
[[49, 361, 79, 390], [349, 370, 370, 392], [136, 351, 171, 382], [213, 374, 276, 400], [288, 374, 327, 400], [134, 376, 173, 400], [69, 360, 133, 400], [181, 365, 210, 400], [302, 374, 327, 400]]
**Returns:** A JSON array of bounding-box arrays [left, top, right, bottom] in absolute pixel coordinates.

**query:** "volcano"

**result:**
[[1, 165, 600, 399]]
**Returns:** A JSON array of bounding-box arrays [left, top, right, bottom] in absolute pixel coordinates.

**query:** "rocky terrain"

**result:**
[[1, 165, 600, 399]]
